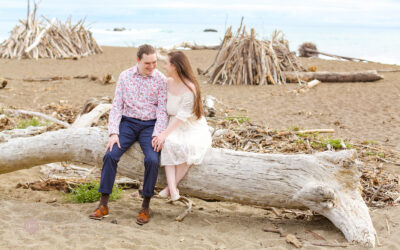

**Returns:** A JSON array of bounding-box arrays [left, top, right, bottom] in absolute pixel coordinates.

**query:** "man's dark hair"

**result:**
[[137, 44, 156, 60]]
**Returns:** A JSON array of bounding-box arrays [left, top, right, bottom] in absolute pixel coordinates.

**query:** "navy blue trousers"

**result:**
[[98, 116, 159, 197]]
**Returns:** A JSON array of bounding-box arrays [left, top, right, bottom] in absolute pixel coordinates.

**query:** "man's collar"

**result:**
[[133, 65, 156, 77]]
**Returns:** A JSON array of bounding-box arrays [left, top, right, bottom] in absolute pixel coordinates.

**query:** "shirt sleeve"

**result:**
[[152, 78, 168, 137], [175, 92, 194, 122], [108, 73, 125, 136]]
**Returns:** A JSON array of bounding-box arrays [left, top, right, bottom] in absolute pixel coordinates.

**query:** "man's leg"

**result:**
[[90, 118, 138, 219], [138, 125, 160, 202]]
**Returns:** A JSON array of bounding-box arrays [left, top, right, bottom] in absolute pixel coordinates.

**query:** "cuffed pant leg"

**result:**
[[98, 145, 124, 194], [98, 119, 138, 194], [138, 125, 160, 198]]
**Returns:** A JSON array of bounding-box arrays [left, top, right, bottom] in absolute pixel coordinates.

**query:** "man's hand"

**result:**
[[152, 133, 167, 152], [105, 134, 121, 153]]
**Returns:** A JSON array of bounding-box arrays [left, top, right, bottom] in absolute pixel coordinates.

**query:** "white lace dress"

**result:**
[[160, 91, 212, 166]]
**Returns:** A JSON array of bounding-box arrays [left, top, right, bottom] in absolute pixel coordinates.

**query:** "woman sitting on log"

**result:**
[[152, 51, 212, 200]]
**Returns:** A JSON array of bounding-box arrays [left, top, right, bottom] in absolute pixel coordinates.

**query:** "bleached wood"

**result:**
[[72, 104, 111, 128], [307, 79, 320, 88], [25, 18, 55, 53], [284, 70, 383, 83], [0, 127, 376, 246], [4, 109, 70, 128], [0, 126, 47, 142]]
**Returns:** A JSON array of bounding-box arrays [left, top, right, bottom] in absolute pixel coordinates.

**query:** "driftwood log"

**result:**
[[0, 104, 377, 246], [0, 126, 376, 246], [177, 42, 220, 50], [303, 48, 375, 63], [284, 70, 383, 83]]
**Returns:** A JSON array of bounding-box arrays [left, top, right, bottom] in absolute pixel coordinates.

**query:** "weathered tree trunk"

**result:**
[[0, 127, 376, 246], [182, 44, 220, 50], [303, 48, 375, 63], [284, 70, 383, 82]]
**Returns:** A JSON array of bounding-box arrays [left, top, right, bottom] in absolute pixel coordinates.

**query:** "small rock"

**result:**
[[46, 198, 57, 203], [113, 27, 126, 32], [111, 219, 118, 224]]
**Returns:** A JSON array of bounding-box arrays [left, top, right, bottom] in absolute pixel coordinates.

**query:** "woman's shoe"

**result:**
[[169, 189, 180, 201], [158, 187, 169, 198]]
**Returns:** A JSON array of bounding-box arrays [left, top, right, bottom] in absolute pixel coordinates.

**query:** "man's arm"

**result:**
[[108, 73, 125, 136], [152, 78, 168, 137]]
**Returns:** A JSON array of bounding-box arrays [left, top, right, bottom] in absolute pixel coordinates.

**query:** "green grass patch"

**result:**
[[15, 117, 48, 129], [321, 138, 353, 149], [226, 116, 250, 124], [376, 152, 385, 158], [362, 140, 378, 145], [65, 181, 123, 203], [288, 125, 300, 131], [297, 132, 320, 140]]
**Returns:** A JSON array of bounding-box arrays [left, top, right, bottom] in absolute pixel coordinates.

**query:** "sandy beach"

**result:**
[[0, 46, 400, 249]]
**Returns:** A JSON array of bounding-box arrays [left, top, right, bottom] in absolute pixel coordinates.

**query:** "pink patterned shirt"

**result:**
[[108, 65, 168, 137]]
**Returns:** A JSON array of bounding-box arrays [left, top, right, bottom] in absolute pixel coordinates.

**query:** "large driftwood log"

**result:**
[[284, 70, 383, 83], [0, 127, 376, 246], [303, 48, 376, 63]]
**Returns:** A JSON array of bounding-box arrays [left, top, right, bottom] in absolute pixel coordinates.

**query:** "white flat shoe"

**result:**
[[158, 187, 169, 198], [170, 189, 180, 201]]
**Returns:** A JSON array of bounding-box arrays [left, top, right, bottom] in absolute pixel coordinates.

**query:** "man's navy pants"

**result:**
[[98, 116, 159, 198]]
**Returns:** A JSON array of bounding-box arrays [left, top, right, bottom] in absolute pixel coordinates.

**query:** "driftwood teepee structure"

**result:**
[[0, 2, 102, 59], [201, 22, 304, 85]]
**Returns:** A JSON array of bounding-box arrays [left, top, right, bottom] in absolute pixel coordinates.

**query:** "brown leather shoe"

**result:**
[[89, 205, 109, 220], [136, 208, 150, 225]]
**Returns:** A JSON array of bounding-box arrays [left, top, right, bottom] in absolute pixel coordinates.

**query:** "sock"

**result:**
[[142, 197, 151, 209], [100, 193, 109, 207]]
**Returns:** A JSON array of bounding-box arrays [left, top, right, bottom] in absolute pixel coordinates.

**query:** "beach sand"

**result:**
[[0, 46, 399, 249]]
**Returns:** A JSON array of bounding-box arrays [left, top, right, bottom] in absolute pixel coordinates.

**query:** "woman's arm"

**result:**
[[152, 117, 183, 152], [153, 91, 194, 152]]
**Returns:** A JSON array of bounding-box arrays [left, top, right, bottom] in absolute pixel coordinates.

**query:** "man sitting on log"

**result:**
[[89, 44, 168, 225]]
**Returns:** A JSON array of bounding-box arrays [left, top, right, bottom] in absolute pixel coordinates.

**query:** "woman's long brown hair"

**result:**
[[168, 51, 203, 119]]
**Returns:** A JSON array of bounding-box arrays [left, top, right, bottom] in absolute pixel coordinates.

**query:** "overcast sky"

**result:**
[[1, 0, 399, 28]]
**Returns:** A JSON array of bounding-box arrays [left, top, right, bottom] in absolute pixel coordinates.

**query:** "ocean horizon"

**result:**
[[1, 0, 399, 65]]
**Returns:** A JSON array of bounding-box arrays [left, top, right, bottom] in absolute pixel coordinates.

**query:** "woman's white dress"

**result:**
[[161, 91, 212, 166]]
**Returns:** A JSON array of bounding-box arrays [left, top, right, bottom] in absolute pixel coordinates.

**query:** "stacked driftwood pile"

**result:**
[[0, 3, 102, 59], [201, 23, 304, 85]]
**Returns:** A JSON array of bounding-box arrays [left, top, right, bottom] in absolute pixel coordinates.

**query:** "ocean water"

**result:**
[[0, 0, 399, 65]]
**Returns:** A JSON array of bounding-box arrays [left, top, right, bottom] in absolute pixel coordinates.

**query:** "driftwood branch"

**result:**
[[284, 70, 383, 83], [4, 109, 70, 128], [177, 42, 220, 50], [304, 48, 376, 63]]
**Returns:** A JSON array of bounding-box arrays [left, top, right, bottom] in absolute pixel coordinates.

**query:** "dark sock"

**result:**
[[100, 193, 109, 207], [142, 197, 151, 209]]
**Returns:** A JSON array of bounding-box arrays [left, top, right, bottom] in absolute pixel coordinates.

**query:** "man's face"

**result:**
[[137, 53, 157, 76]]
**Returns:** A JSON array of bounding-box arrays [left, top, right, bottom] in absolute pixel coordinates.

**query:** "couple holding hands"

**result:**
[[89, 44, 212, 225]]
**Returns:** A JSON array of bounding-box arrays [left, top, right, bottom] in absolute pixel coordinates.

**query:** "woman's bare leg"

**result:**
[[165, 165, 178, 197], [175, 162, 190, 186]]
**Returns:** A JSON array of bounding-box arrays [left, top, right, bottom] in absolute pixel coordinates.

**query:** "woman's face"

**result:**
[[163, 57, 175, 77]]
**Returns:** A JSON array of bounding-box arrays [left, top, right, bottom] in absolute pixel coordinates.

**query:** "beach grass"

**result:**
[[65, 181, 123, 203]]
